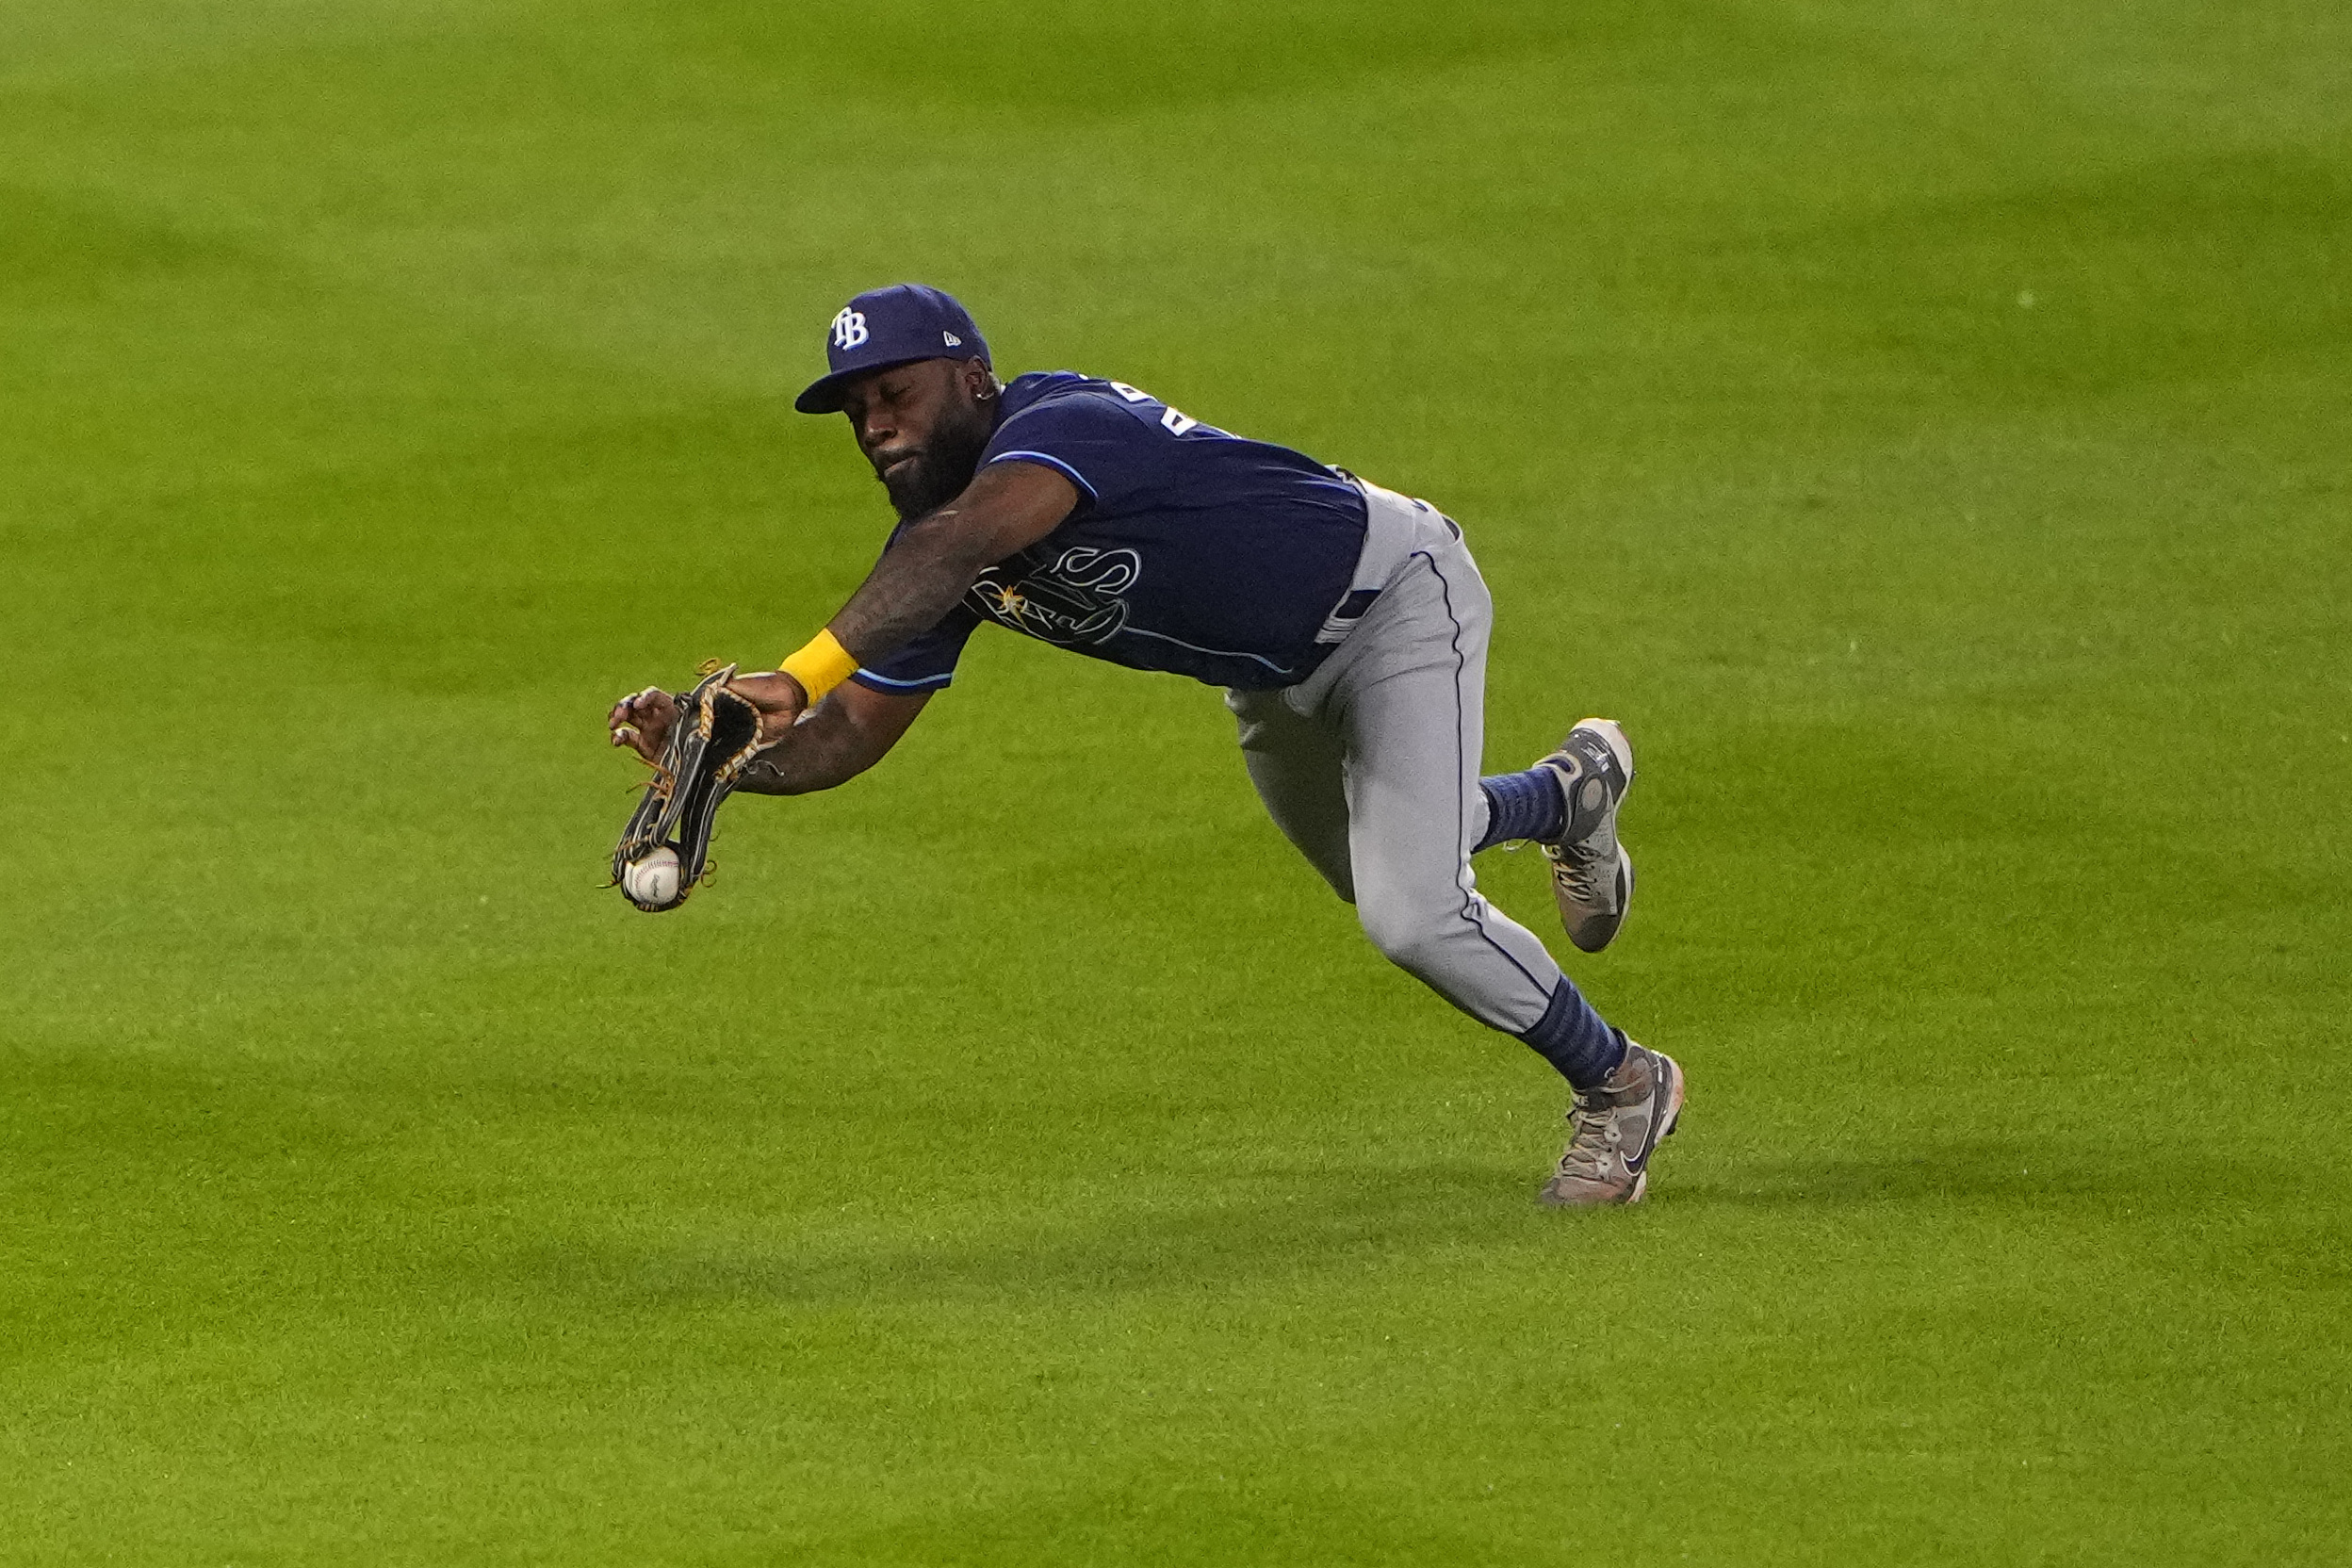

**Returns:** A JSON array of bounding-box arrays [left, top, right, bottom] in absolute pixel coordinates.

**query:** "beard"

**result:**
[[878, 404, 993, 521]]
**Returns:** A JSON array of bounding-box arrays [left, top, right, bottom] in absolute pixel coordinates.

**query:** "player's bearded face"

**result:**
[[850, 362, 996, 522], [878, 399, 990, 519]]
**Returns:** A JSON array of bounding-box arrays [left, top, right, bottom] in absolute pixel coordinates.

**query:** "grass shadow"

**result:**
[[523, 1159, 1537, 1309], [1670, 1142, 2163, 1212]]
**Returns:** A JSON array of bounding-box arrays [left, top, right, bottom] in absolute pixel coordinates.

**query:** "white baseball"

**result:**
[[624, 846, 682, 907]]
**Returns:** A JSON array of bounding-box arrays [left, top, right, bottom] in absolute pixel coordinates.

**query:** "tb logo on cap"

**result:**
[[831, 308, 869, 351]]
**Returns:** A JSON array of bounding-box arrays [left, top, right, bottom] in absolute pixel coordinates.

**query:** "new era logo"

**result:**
[[943, 331, 962, 347]]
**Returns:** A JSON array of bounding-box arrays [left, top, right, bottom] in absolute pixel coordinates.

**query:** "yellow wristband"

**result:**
[[778, 629, 859, 705]]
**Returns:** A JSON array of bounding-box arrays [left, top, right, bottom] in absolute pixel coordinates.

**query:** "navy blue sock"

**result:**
[[1477, 767, 1565, 853], [1518, 978, 1627, 1088]]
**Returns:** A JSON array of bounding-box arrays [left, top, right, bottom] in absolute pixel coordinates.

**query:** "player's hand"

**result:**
[[727, 670, 808, 747], [607, 686, 678, 763]]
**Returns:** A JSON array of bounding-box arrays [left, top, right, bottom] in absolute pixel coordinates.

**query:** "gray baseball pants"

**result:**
[[1226, 480, 1563, 1036]]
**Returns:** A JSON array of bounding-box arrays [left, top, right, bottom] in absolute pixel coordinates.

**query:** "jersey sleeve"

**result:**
[[980, 390, 1164, 513], [848, 602, 980, 694]]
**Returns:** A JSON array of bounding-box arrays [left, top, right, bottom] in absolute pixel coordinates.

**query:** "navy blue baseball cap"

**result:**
[[793, 284, 991, 414]]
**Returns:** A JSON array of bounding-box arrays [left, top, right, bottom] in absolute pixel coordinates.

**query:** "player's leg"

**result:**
[[1320, 546, 1587, 1048], [1227, 686, 1355, 901], [1319, 526, 1681, 1204]]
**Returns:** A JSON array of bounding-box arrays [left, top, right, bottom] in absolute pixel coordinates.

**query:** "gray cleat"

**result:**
[[1539, 1041, 1684, 1207], [1536, 717, 1635, 953]]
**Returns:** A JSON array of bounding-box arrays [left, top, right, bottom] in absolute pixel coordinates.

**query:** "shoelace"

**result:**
[[1556, 1087, 1625, 1179], [1544, 837, 1602, 901]]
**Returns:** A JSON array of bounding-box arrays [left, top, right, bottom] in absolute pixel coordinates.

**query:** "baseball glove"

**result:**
[[610, 662, 766, 911]]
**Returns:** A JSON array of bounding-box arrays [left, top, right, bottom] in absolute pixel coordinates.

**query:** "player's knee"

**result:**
[[1356, 897, 1448, 978]]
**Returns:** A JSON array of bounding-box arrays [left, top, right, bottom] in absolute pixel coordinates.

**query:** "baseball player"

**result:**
[[607, 285, 1683, 1205]]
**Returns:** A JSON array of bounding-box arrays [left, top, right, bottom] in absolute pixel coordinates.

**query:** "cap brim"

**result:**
[[793, 355, 937, 415]]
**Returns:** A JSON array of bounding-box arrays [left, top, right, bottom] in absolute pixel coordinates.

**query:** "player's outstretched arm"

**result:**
[[830, 460, 1078, 662], [732, 681, 931, 796], [729, 460, 1078, 743]]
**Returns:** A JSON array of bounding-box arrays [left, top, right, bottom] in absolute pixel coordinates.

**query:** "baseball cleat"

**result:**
[[1539, 1041, 1684, 1207], [1536, 717, 1635, 953]]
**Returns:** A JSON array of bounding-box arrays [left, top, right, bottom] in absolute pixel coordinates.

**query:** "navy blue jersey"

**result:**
[[849, 372, 1368, 694]]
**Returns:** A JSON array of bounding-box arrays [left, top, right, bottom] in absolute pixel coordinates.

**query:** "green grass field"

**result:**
[[6, 2, 2349, 1561]]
